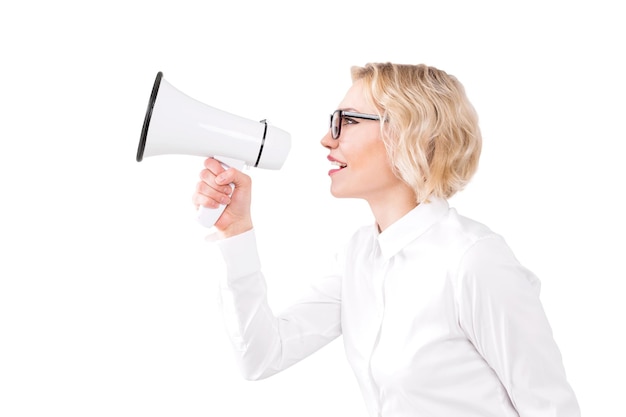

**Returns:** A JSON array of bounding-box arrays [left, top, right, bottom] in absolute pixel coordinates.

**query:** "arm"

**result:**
[[456, 235, 580, 416], [216, 230, 342, 380], [193, 157, 342, 380]]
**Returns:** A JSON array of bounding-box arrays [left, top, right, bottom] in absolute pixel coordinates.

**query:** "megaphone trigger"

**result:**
[[197, 156, 247, 228]]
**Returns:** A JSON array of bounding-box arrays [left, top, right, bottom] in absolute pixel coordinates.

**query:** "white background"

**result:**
[[1, 1, 624, 416]]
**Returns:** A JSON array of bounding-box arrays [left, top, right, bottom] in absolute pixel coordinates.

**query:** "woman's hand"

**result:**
[[193, 157, 253, 238]]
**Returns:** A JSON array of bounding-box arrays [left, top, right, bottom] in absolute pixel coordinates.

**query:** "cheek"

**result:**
[[342, 128, 391, 176], [360, 142, 392, 174]]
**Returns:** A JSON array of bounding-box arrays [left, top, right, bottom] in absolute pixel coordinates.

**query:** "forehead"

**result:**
[[339, 79, 375, 112]]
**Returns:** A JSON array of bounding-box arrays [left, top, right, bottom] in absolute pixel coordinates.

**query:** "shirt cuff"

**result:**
[[215, 229, 262, 279]]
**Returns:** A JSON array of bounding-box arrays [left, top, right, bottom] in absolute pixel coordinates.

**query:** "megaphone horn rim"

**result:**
[[136, 71, 164, 162]]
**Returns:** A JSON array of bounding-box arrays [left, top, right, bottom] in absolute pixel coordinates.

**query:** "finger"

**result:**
[[195, 180, 232, 205], [193, 190, 231, 209], [214, 169, 232, 186], [203, 157, 228, 175], [196, 180, 232, 198], [215, 167, 250, 188], [199, 170, 233, 193]]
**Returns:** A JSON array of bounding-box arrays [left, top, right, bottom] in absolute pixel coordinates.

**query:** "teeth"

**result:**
[[332, 161, 347, 168]]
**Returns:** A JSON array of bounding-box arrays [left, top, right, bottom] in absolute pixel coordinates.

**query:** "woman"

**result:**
[[193, 63, 580, 416]]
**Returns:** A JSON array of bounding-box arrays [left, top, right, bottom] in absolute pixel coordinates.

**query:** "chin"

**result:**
[[330, 184, 358, 199], [329, 185, 344, 199]]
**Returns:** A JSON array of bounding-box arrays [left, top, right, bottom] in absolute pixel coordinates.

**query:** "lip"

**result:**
[[327, 155, 347, 176]]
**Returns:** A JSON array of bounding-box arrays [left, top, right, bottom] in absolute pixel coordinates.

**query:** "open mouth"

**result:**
[[327, 155, 347, 176], [328, 159, 347, 176], [331, 160, 347, 169]]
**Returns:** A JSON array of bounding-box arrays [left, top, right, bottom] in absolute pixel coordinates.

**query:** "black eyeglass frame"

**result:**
[[330, 110, 382, 140]]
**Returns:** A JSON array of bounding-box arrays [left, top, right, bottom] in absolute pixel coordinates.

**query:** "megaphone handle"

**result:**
[[197, 156, 247, 228]]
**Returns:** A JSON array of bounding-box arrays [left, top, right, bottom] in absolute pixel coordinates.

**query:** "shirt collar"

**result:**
[[376, 197, 450, 260]]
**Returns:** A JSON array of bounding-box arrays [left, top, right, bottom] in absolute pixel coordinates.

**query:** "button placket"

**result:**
[[367, 253, 392, 416]]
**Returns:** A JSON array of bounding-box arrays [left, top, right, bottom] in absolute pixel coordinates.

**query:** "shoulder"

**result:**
[[428, 208, 499, 255], [432, 209, 540, 293], [453, 226, 541, 299]]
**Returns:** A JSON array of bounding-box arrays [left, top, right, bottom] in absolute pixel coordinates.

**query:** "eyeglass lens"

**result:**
[[330, 110, 341, 139]]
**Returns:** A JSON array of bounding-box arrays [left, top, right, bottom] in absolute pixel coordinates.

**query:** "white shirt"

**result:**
[[215, 198, 580, 417]]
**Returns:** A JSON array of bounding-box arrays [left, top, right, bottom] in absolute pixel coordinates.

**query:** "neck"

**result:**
[[368, 186, 418, 232]]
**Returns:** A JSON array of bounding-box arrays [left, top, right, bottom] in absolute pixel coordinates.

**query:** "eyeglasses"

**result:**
[[329, 109, 381, 140]]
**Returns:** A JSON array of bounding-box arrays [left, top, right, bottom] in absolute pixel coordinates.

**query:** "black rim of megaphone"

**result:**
[[136, 71, 164, 162]]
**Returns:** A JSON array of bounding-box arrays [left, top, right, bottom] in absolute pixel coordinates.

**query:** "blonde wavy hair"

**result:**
[[351, 63, 482, 203]]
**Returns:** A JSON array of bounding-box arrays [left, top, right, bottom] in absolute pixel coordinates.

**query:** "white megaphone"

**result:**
[[137, 72, 291, 228]]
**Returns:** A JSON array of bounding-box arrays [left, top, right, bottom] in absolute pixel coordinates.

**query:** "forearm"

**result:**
[[216, 230, 282, 380], [215, 230, 342, 381]]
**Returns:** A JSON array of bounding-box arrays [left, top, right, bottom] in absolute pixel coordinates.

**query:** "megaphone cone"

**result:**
[[137, 72, 292, 227]]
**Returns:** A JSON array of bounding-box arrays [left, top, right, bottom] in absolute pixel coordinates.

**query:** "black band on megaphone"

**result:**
[[137, 71, 164, 162], [254, 119, 268, 168]]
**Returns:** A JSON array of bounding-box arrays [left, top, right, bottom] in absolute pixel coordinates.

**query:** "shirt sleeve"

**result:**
[[215, 229, 342, 381], [456, 235, 581, 417]]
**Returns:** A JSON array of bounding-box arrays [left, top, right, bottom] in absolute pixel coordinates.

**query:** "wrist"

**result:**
[[217, 220, 253, 239]]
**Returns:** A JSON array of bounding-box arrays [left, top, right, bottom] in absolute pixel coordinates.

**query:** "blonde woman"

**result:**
[[193, 63, 580, 416]]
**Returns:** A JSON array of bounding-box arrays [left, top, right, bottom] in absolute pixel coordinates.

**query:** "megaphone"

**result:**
[[137, 72, 291, 228]]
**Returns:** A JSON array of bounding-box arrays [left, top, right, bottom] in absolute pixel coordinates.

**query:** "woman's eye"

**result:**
[[343, 117, 358, 125]]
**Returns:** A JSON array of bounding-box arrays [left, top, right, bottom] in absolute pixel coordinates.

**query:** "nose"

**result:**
[[320, 129, 337, 149]]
